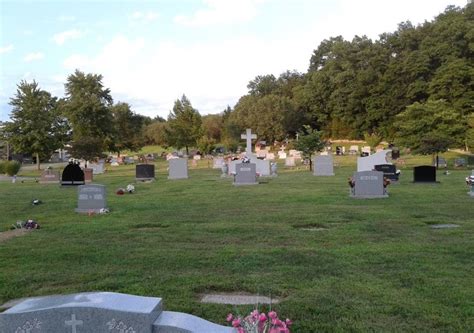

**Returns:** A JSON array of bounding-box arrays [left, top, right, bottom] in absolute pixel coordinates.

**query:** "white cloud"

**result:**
[[52, 29, 84, 45], [0, 44, 13, 54], [24, 52, 44, 62], [130, 11, 159, 23], [58, 15, 76, 22], [174, 0, 265, 27]]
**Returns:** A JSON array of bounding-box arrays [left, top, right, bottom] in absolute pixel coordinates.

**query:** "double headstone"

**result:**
[[413, 165, 437, 183], [351, 171, 388, 198], [234, 163, 257, 185], [75, 184, 107, 213], [61, 163, 85, 186], [136, 164, 155, 181], [313, 155, 334, 176], [0, 292, 233, 333], [168, 158, 188, 179]]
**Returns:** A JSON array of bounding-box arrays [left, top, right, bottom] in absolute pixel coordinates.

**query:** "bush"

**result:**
[[0, 160, 6, 174], [4, 160, 21, 176]]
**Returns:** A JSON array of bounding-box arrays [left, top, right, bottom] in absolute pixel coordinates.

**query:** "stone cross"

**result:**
[[241, 128, 257, 156], [65, 314, 83, 333]]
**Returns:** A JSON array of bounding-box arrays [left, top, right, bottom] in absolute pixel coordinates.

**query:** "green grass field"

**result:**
[[0, 154, 473, 332]]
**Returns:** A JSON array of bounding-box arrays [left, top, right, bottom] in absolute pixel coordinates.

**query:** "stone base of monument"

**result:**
[[0, 292, 233, 333]]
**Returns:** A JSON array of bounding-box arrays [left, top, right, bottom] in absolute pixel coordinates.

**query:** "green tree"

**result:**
[[3, 80, 69, 170], [64, 70, 113, 162], [466, 113, 474, 152], [294, 125, 326, 171], [109, 102, 146, 156], [166, 95, 202, 155], [394, 99, 466, 166], [144, 121, 169, 146]]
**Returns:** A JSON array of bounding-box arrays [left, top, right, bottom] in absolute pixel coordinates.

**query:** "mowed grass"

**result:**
[[0, 156, 473, 332]]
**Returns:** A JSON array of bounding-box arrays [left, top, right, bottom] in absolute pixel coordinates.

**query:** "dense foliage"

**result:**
[[3, 4, 473, 158]]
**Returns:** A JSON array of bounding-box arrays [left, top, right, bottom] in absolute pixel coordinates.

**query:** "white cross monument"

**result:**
[[241, 128, 257, 156], [65, 314, 83, 333]]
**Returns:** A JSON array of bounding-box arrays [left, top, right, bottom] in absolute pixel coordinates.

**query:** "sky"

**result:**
[[0, 0, 469, 121]]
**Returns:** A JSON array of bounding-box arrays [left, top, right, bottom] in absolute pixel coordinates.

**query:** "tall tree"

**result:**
[[166, 95, 202, 155], [294, 125, 326, 171], [394, 99, 466, 166], [64, 70, 113, 162], [3, 80, 69, 170], [109, 102, 146, 156]]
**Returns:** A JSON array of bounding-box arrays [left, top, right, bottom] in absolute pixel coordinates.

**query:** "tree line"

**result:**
[[1, 4, 473, 169]]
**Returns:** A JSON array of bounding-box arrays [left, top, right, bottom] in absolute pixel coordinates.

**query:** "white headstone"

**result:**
[[168, 158, 188, 179], [357, 150, 392, 172], [240, 128, 257, 156]]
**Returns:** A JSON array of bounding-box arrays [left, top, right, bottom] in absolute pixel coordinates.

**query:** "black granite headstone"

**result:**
[[413, 165, 437, 183], [374, 164, 399, 181], [136, 164, 155, 181], [61, 163, 85, 186]]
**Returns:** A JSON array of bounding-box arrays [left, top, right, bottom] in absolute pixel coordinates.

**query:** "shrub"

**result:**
[[0, 160, 6, 174], [5, 160, 21, 176]]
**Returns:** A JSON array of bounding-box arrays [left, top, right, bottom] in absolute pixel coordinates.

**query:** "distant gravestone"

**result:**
[[213, 157, 224, 169], [234, 163, 257, 186], [413, 165, 437, 183], [454, 158, 466, 167], [374, 164, 399, 181], [313, 155, 334, 176], [434, 157, 447, 168], [351, 170, 388, 198], [278, 151, 287, 159], [136, 164, 155, 181], [285, 157, 296, 167], [83, 168, 93, 183], [89, 161, 105, 174], [39, 169, 60, 184], [168, 158, 188, 179], [349, 145, 359, 155], [75, 184, 107, 213], [336, 146, 343, 156], [61, 163, 85, 186], [0, 292, 233, 333]]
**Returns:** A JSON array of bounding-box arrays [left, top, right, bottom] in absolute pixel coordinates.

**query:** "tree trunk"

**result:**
[[309, 154, 312, 171], [36, 152, 40, 170], [436, 153, 439, 169], [186, 145, 189, 156]]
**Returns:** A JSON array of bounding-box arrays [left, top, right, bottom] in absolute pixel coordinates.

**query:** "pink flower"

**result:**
[[259, 313, 267, 322], [232, 318, 241, 327], [237, 328, 245, 333], [226, 313, 233, 322], [285, 319, 293, 327], [268, 311, 278, 319], [272, 318, 283, 326], [251, 309, 260, 319]]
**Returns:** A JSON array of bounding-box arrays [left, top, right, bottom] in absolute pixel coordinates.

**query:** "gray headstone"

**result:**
[[0, 292, 162, 333], [75, 184, 107, 213], [0, 292, 233, 333], [89, 162, 105, 175], [351, 171, 388, 198], [213, 157, 224, 169], [168, 158, 188, 179], [234, 163, 257, 186], [313, 155, 334, 176]]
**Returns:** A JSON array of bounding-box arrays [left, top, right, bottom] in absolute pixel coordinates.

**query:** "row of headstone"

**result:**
[[0, 292, 233, 333], [135, 159, 189, 182]]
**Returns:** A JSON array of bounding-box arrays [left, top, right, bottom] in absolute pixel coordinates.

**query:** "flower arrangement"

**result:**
[[227, 310, 292, 333]]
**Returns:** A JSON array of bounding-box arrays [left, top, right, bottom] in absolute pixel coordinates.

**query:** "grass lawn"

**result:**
[[0, 155, 473, 332]]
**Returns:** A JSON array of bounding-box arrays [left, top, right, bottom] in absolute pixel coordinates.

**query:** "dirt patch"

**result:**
[[0, 229, 31, 244]]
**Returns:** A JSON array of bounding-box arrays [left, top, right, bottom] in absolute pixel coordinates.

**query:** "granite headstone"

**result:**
[[234, 163, 257, 185], [351, 170, 388, 198], [136, 164, 155, 181], [75, 184, 107, 213], [61, 163, 85, 186], [168, 158, 188, 179], [313, 155, 334, 176], [413, 165, 437, 183]]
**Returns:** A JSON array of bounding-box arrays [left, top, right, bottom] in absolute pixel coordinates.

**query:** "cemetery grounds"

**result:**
[[0, 153, 473, 332]]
